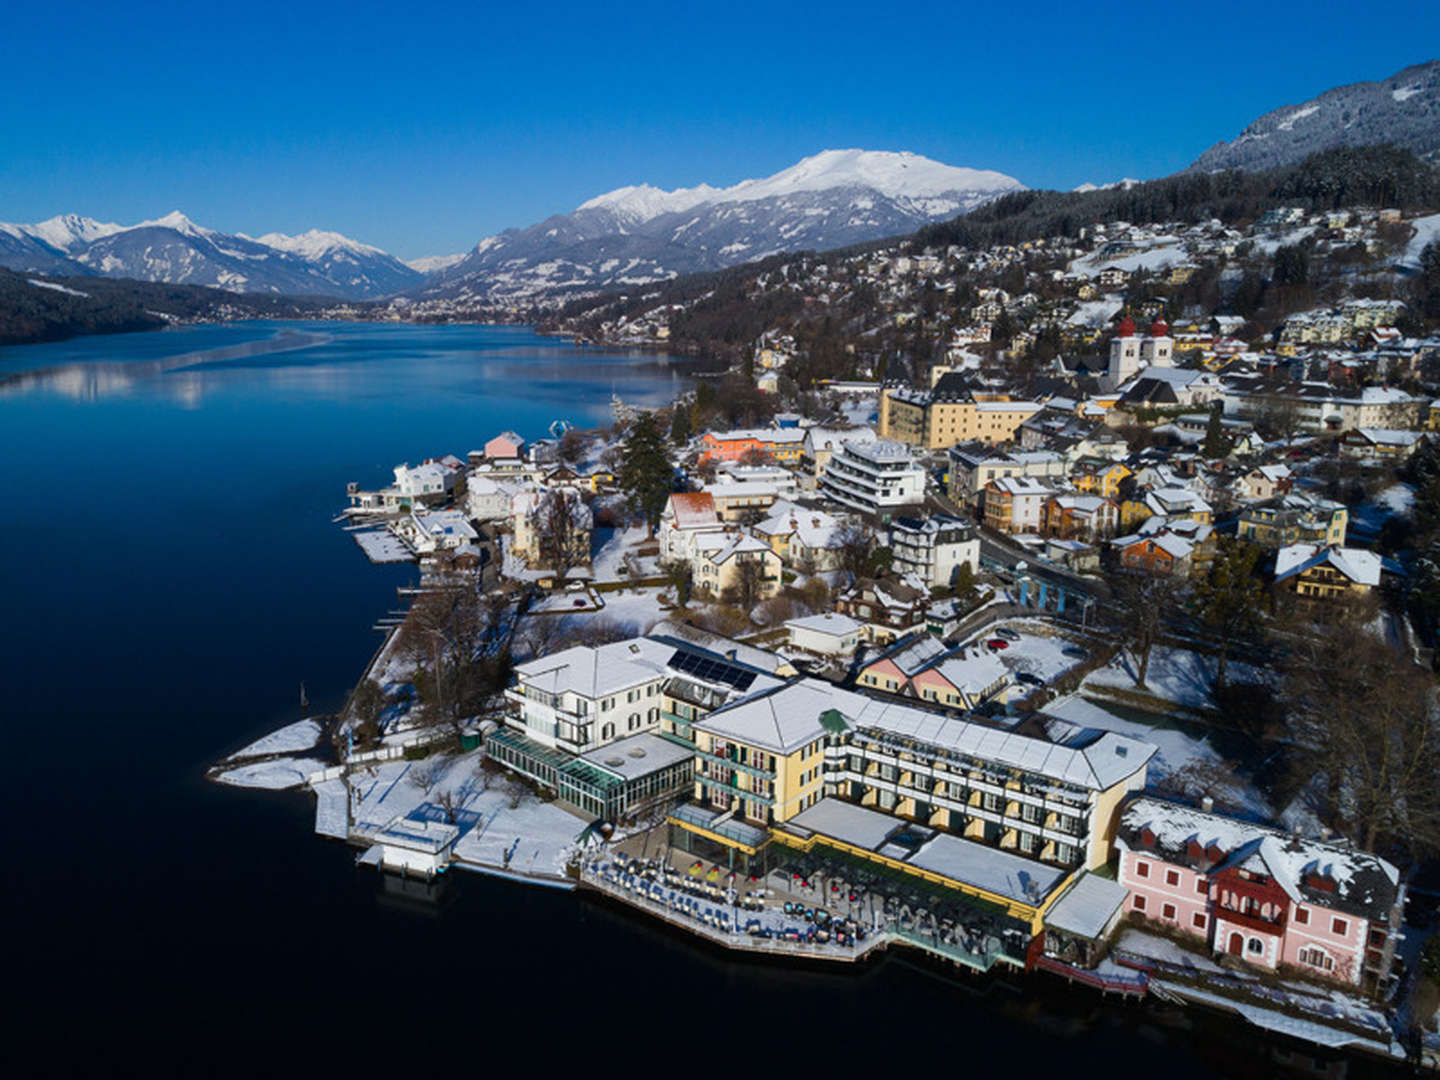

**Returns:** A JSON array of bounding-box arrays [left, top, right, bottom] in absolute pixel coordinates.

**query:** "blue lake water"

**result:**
[[0, 322, 1320, 1074]]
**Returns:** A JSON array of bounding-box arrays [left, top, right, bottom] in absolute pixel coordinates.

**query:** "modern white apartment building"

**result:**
[[818, 438, 927, 518]]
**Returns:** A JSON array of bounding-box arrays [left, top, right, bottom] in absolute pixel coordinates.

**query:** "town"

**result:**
[[214, 158, 1440, 1074]]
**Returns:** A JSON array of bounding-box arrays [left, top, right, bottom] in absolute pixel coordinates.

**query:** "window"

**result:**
[[1294, 906, 1308, 926], [1331, 917, 1349, 937], [1132, 895, 1147, 912], [1166, 870, 1180, 887], [1135, 859, 1150, 879], [1247, 938, 1264, 956], [1192, 912, 1207, 930], [1162, 903, 1176, 920], [1196, 878, 1207, 895], [1298, 946, 1333, 972]]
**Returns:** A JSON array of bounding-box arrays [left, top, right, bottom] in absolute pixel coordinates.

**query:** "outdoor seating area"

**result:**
[[765, 848, 1031, 964]]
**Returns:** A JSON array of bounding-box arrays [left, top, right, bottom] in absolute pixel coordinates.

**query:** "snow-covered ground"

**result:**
[[1043, 695, 1269, 816], [226, 718, 322, 760], [1402, 213, 1440, 270], [1349, 482, 1413, 541], [958, 619, 1089, 685], [1070, 240, 1184, 277], [215, 756, 328, 790], [1082, 646, 1269, 712], [590, 523, 660, 582], [594, 585, 671, 633], [1065, 295, 1124, 327], [348, 751, 586, 877]]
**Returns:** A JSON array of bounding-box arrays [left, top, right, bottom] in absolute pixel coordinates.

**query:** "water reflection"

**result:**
[[0, 328, 331, 401]]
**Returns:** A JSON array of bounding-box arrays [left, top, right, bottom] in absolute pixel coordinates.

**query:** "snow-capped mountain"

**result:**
[[1072, 178, 1140, 193], [404, 252, 467, 275], [1190, 59, 1440, 172], [0, 213, 420, 299], [422, 149, 1025, 301], [250, 229, 422, 297]]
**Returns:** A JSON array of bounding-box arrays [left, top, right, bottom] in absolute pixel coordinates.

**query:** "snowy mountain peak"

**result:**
[[575, 149, 1024, 227], [425, 149, 1026, 303], [24, 214, 124, 252], [253, 228, 386, 259], [136, 210, 212, 237], [405, 252, 467, 274]]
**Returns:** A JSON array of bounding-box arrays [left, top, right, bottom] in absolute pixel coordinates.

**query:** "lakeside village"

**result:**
[[213, 204, 1440, 1073]]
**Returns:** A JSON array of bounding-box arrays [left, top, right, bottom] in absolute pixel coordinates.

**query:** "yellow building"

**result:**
[[1237, 494, 1347, 548], [879, 373, 1041, 450], [1070, 458, 1131, 499]]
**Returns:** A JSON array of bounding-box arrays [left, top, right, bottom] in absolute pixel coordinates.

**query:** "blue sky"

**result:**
[[3, 1, 1437, 259]]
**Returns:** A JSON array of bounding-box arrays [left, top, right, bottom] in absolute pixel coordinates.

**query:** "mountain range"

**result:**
[[3, 60, 1437, 306], [1191, 59, 1440, 172], [0, 212, 422, 300], [418, 150, 1025, 302]]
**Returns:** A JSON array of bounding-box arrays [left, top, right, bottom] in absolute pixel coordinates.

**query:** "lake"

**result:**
[[0, 321, 1336, 1074]]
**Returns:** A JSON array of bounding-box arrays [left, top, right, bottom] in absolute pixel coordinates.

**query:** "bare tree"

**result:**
[[343, 678, 387, 750], [535, 488, 590, 579], [1284, 630, 1440, 856], [409, 758, 442, 795], [726, 555, 770, 614], [434, 788, 462, 824], [1115, 573, 1181, 689], [834, 518, 875, 583], [559, 428, 587, 463], [402, 580, 512, 738]]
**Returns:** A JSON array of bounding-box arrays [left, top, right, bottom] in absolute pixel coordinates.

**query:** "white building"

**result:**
[[1102, 315, 1173, 392], [785, 612, 864, 657], [818, 438, 927, 518], [368, 815, 459, 877], [394, 509, 479, 553], [888, 514, 980, 589]]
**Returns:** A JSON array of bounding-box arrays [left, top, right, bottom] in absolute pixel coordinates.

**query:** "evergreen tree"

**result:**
[[1191, 538, 1264, 689], [618, 412, 674, 534], [669, 404, 692, 445], [1202, 403, 1230, 459]]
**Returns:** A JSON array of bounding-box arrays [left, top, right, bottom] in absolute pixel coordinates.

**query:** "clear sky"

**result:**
[[3, 0, 1437, 259]]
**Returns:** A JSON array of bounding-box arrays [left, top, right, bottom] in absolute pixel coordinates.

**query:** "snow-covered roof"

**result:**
[[697, 679, 870, 754], [513, 637, 676, 699], [1274, 544, 1381, 586], [665, 492, 720, 530], [843, 696, 1154, 791], [1117, 797, 1400, 923], [784, 797, 1069, 907], [785, 612, 863, 638], [1043, 871, 1130, 939]]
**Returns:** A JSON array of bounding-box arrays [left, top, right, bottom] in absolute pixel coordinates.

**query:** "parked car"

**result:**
[[986, 638, 1009, 650], [994, 627, 1020, 641], [1061, 645, 1089, 659], [1015, 672, 1043, 686]]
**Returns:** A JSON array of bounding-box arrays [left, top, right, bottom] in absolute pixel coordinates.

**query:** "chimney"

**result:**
[[1200, 795, 1214, 813]]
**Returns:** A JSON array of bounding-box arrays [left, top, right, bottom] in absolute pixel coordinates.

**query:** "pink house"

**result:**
[[1115, 797, 1403, 991], [484, 430, 526, 461]]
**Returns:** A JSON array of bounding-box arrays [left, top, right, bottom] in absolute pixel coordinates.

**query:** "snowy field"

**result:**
[[1065, 296, 1124, 328], [215, 756, 328, 790], [1082, 645, 1269, 712], [1043, 694, 1268, 816], [1403, 212, 1440, 270], [1070, 240, 1184, 277], [226, 718, 322, 760], [590, 524, 660, 582]]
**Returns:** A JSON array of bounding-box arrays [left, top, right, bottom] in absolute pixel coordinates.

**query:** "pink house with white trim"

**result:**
[[1115, 797, 1403, 992]]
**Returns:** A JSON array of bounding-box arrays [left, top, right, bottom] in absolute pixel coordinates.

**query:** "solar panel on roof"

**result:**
[[668, 649, 757, 691]]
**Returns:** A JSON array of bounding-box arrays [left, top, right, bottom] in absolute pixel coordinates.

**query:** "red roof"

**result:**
[[1148, 317, 1169, 337], [1115, 315, 1137, 337]]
